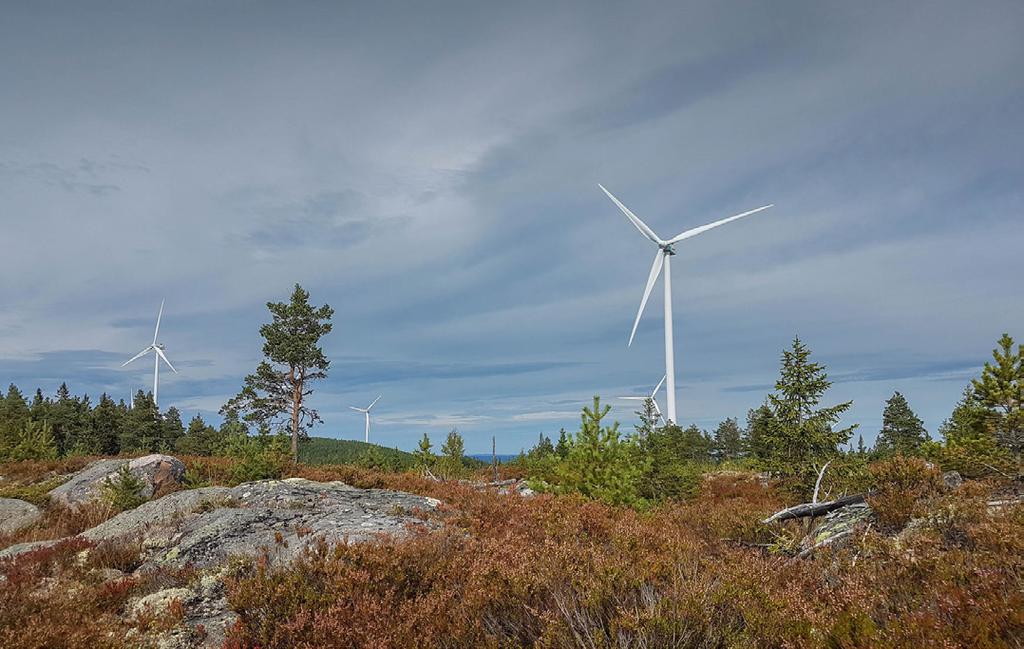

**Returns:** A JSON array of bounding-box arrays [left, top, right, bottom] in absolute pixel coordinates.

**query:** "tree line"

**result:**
[[516, 333, 1023, 505]]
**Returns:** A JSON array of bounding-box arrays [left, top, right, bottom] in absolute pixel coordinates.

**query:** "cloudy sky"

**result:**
[[1, 1, 1021, 453]]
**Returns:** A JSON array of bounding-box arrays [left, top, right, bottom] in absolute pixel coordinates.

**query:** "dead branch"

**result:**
[[762, 493, 866, 524]]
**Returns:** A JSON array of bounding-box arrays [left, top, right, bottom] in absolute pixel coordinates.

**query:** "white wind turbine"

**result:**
[[599, 184, 772, 424], [121, 299, 177, 409], [349, 395, 381, 444], [618, 375, 668, 426]]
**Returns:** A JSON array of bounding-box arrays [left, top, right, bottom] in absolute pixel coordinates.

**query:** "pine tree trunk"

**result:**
[[290, 366, 300, 464]]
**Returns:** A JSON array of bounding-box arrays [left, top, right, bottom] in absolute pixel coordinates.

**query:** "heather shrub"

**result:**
[[866, 455, 943, 531]]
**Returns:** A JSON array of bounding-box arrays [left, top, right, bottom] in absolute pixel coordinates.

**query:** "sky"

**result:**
[[1, 1, 1021, 453]]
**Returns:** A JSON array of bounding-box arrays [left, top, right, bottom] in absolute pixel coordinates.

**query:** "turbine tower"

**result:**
[[618, 375, 668, 426], [349, 395, 381, 444], [599, 184, 771, 423], [122, 299, 177, 409]]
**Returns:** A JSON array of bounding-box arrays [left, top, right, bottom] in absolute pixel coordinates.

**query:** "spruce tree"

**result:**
[[122, 391, 162, 452], [161, 407, 185, 451], [222, 284, 333, 463], [972, 333, 1024, 454], [761, 336, 856, 481], [876, 391, 928, 456], [86, 393, 123, 455], [711, 417, 744, 462], [555, 428, 571, 458], [745, 402, 774, 462]]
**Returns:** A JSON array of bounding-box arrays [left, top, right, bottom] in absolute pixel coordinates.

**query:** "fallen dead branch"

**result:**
[[762, 493, 866, 524]]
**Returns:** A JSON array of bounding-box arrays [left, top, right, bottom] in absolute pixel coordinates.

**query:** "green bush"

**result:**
[[225, 430, 290, 484]]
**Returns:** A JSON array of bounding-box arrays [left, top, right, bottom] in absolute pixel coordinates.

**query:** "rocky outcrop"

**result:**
[[48, 454, 186, 507], [0, 497, 42, 534], [79, 477, 439, 568], [1, 471, 441, 647]]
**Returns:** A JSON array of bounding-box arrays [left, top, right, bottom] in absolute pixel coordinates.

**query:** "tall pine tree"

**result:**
[[223, 284, 333, 463]]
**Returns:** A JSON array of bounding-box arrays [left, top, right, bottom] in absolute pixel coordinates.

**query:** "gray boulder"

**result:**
[[943, 471, 963, 489], [48, 454, 186, 507], [0, 497, 42, 534]]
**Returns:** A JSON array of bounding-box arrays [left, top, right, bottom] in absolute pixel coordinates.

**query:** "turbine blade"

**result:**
[[618, 396, 645, 401], [121, 346, 152, 367], [651, 398, 667, 425], [628, 250, 665, 347], [367, 394, 382, 410], [155, 347, 177, 373], [667, 205, 772, 245], [153, 299, 165, 345], [598, 184, 663, 245], [651, 375, 667, 397], [349, 406, 365, 412]]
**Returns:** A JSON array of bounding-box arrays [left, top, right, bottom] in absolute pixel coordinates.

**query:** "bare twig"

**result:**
[[812, 460, 832, 505]]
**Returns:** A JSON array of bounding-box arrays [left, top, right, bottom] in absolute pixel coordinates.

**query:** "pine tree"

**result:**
[[875, 391, 928, 456], [10, 420, 58, 461], [0, 384, 30, 458], [972, 333, 1024, 454], [413, 433, 435, 473], [176, 414, 227, 456], [439, 429, 466, 478], [222, 284, 333, 463], [711, 418, 744, 462], [761, 336, 856, 481], [933, 386, 1008, 477], [555, 396, 647, 506]]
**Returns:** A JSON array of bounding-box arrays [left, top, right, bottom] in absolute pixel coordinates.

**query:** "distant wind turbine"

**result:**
[[121, 299, 177, 409], [618, 375, 667, 426], [599, 184, 772, 423], [349, 395, 381, 443]]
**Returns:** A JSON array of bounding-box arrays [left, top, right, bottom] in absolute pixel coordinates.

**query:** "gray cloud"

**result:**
[[1, 1, 1021, 452]]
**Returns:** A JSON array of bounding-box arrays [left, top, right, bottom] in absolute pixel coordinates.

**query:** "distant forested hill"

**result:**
[[299, 437, 416, 468]]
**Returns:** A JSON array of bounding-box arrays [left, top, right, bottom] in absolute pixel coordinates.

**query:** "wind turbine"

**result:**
[[121, 299, 177, 409], [349, 395, 381, 444], [599, 184, 772, 424], [618, 375, 667, 426]]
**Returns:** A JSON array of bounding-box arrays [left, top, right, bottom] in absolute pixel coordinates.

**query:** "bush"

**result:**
[[866, 455, 943, 531], [225, 430, 291, 484]]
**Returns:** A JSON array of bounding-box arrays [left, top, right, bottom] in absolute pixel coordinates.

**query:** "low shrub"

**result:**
[[866, 455, 943, 531]]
